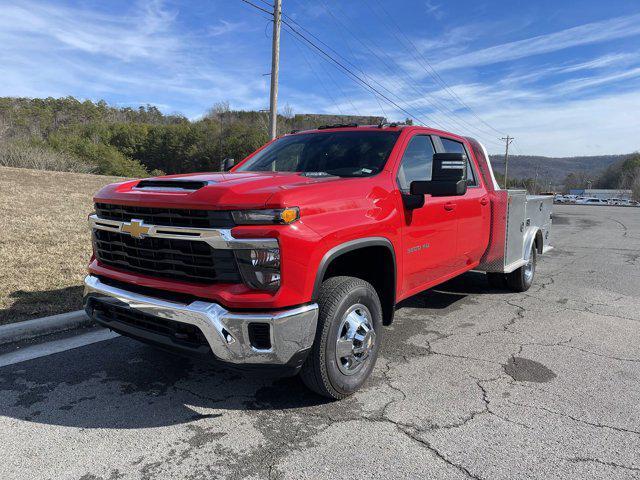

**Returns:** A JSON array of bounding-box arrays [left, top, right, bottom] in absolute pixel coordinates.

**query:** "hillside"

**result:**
[[488, 154, 629, 184], [0, 97, 632, 186]]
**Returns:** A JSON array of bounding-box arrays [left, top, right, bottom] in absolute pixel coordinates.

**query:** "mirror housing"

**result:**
[[222, 158, 235, 171], [410, 153, 468, 197]]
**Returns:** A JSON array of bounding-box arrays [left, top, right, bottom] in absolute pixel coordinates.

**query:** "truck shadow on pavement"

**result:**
[[0, 272, 494, 430], [0, 337, 334, 430], [397, 270, 504, 310]]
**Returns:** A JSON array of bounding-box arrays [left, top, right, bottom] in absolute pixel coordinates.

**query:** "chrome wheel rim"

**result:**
[[335, 304, 376, 376], [524, 256, 535, 283]]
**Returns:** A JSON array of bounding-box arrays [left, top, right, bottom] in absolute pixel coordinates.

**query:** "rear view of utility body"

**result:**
[[84, 125, 552, 398]]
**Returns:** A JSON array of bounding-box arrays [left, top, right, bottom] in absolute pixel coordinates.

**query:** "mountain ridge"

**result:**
[[488, 154, 632, 183]]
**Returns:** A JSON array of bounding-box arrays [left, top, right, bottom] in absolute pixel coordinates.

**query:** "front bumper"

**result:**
[[83, 275, 318, 365]]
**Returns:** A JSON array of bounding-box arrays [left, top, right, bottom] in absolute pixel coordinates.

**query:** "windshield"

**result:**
[[236, 130, 400, 177]]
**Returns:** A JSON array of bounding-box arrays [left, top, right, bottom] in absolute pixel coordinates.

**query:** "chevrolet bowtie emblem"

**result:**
[[121, 219, 150, 239]]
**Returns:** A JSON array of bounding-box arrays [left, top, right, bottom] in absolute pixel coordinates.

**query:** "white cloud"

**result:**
[[0, 0, 179, 61], [479, 90, 640, 156], [498, 53, 639, 86], [424, 1, 444, 20], [435, 13, 640, 71], [0, 0, 272, 117], [208, 20, 245, 37], [555, 66, 640, 94]]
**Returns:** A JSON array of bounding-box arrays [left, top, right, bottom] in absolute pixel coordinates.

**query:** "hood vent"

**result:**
[[134, 180, 208, 191]]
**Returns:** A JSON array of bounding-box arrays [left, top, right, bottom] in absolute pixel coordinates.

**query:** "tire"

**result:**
[[300, 276, 383, 400], [506, 244, 537, 292], [486, 272, 508, 289]]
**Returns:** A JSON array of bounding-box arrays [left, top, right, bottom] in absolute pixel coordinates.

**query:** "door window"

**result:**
[[397, 135, 435, 192], [440, 137, 478, 186]]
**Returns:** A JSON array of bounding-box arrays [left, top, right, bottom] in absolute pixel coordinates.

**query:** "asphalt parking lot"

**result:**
[[1, 204, 639, 480]]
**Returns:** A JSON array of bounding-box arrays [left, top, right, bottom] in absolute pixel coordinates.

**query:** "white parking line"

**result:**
[[0, 329, 120, 368]]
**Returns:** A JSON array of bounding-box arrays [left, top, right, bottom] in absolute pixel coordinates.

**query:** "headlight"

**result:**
[[235, 248, 281, 291], [232, 207, 299, 225]]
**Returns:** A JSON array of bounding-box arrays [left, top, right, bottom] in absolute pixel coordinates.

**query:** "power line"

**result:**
[[370, 0, 507, 138], [281, 19, 432, 126], [315, 0, 503, 144], [363, 1, 504, 142], [285, 5, 452, 129], [240, 0, 505, 147], [238, 0, 272, 16], [289, 0, 389, 119], [242, 0, 420, 123], [287, 29, 346, 115], [283, 9, 423, 125]]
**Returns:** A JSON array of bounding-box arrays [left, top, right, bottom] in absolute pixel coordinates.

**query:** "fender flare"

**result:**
[[311, 237, 397, 301]]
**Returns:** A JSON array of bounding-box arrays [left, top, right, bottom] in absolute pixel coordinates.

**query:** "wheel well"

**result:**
[[320, 245, 396, 325], [534, 229, 543, 254]]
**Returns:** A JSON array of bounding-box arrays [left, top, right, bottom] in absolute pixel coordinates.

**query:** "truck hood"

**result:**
[[93, 171, 352, 209]]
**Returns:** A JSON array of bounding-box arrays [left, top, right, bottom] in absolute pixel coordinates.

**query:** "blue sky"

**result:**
[[2, 0, 640, 156]]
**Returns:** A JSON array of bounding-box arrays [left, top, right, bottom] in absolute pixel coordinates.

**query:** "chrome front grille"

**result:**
[[93, 229, 241, 284], [94, 203, 235, 228], [90, 206, 278, 285]]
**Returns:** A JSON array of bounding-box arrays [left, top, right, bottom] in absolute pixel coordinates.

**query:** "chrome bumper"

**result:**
[[83, 275, 318, 365]]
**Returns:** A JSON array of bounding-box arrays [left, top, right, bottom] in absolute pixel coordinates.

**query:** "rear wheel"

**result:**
[[506, 244, 537, 292], [300, 276, 383, 400]]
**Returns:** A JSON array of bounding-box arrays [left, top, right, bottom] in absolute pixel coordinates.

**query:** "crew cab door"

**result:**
[[438, 137, 490, 265], [396, 134, 460, 294]]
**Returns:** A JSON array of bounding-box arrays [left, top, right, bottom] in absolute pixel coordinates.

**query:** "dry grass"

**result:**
[[0, 141, 95, 173], [0, 166, 125, 324]]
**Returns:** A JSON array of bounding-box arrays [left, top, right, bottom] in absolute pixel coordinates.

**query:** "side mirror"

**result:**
[[410, 153, 467, 197], [222, 158, 235, 171]]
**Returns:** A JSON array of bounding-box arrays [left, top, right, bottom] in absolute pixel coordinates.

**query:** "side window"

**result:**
[[397, 135, 435, 192], [440, 137, 478, 187]]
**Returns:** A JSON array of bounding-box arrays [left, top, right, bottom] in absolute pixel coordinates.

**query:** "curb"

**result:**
[[0, 310, 93, 345]]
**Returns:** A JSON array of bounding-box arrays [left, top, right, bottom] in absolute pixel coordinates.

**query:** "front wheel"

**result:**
[[300, 276, 383, 399]]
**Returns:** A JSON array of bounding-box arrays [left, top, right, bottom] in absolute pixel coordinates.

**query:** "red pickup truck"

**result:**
[[84, 125, 553, 399]]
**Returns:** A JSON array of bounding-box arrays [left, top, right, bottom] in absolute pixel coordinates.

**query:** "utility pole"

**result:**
[[269, 0, 282, 140], [500, 135, 514, 189]]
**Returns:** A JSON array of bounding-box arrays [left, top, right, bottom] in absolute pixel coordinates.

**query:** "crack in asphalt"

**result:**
[[610, 218, 628, 238], [474, 295, 531, 338], [567, 456, 640, 473], [559, 343, 640, 364], [398, 427, 486, 480], [508, 401, 640, 436]]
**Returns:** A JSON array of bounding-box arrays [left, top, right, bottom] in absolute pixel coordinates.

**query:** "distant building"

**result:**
[[569, 189, 633, 200]]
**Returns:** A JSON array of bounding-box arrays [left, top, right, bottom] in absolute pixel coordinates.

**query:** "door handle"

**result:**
[[444, 202, 456, 211], [480, 197, 488, 206]]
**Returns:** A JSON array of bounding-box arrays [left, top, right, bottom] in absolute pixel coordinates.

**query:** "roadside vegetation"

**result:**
[[0, 97, 382, 177], [0, 166, 123, 324]]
